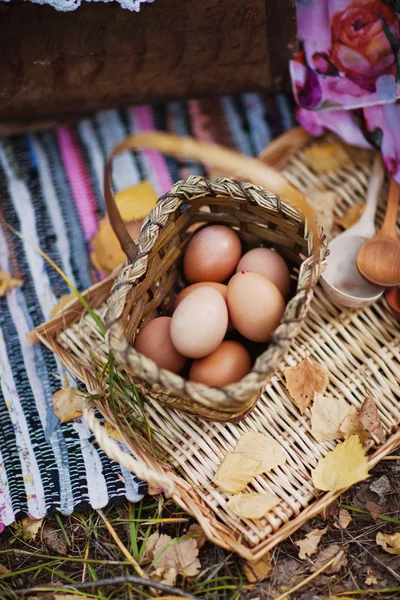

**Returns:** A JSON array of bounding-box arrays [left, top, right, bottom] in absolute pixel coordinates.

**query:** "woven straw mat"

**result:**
[[46, 148, 400, 560]]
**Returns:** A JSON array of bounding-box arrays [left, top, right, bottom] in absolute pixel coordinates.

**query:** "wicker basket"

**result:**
[[101, 133, 326, 421], [29, 129, 400, 561]]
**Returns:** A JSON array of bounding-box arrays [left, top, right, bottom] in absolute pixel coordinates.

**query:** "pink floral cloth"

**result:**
[[291, 0, 400, 181]]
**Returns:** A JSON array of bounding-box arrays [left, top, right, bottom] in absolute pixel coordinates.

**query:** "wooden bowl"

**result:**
[[386, 288, 400, 321]]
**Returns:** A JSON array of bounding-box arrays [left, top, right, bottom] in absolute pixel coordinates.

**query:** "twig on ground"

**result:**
[[96, 509, 146, 578], [5, 575, 198, 599]]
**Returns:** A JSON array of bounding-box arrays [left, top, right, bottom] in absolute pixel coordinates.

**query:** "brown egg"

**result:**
[[175, 282, 234, 330], [170, 287, 228, 358], [189, 341, 251, 387], [175, 282, 228, 308], [227, 271, 285, 342], [134, 317, 187, 373], [236, 247, 291, 299], [183, 225, 241, 283]]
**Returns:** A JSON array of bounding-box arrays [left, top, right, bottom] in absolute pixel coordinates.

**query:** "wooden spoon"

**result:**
[[357, 178, 400, 287]]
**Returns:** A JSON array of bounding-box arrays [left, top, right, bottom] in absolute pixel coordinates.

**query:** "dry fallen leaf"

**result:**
[[306, 188, 336, 240], [104, 422, 124, 443], [213, 453, 261, 493], [357, 396, 386, 444], [365, 575, 378, 586], [150, 532, 201, 586], [42, 523, 68, 556], [234, 431, 286, 473], [305, 142, 349, 174], [295, 527, 327, 560], [0, 271, 23, 297], [0, 564, 9, 575], [227, 493, 280, 520], [91, 181, 157, 274], [334, 508, 352, 530], [376, 531, 400, 555], [338, 406, 361, 440], [311, 394, 355, 442], [284, 357, 329, 413], [50, 294, 76, 317], [367, 500, 381, 521], [139, 531, 160, 566], [52, 388, 83, 422], [242, 552, 272, 582], [312, 545, 347, 573], [21, 517, 43, 540], [312, 435, 370, 492], [187, 524, 207, 549], [335, 201, 366, 230]]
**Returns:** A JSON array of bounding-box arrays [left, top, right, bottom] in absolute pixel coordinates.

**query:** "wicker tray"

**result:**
[[31, 132, 400, 561]]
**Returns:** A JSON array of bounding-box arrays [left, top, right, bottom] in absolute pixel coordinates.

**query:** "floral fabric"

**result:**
[[291, 0, 400, 181]]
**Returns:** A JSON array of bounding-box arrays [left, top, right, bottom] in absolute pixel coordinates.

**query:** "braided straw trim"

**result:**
[[83, 404, 174, 496]]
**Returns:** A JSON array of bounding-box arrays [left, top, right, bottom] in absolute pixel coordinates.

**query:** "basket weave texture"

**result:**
[[32, 131, 400, 561], [105, 176, 324, 421]]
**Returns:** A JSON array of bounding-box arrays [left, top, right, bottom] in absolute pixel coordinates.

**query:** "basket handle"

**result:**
[[104, 131, 320, 263]]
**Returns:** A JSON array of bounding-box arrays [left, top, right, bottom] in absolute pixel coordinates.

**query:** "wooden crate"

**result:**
[[0, 0, 297, 134]]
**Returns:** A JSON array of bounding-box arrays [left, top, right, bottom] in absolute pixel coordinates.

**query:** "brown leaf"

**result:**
[[52, 388, 83, 423], [139, 531, 159, 566], [242, 552, 272, 582], [311, 394, 355, 442], [284, 357, 329, 413], [234, 431, 286, 473], [312, 435, 370, 492], [0, 271, 23, 297], [227, 493, 280, 519], [312, 545, 347, 573], [335, 201, 366, 230], [21, 517, 43, 540], [334, 508, 352, 530], [50, 294, 76, 317], [357, 396, 386, 444], [0, 564, 10, 575], [367, 500, 381, 521], [42, 524, 68, 556], [376, 531, 400, 555], [187, 524, 207, 549], [305, 142, 350, 174], [295, 528, 327, 560]]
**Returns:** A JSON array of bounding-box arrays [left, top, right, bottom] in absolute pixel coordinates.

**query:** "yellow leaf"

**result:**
[[234, 431, 286, 473], [284, 357, 329, 413], [242, 552, 271, 582], [311, 394, 355, 442], [213, 453, 261, 493], [21, 517, 43, 540], [0, 271, 23, 297], [52, 388, 83, 422], [335, 201, 366, 230], [113, 181, 157, 222], [295, 527, 327, 559], [339, 406, 361, 440], [312, 435, 370, 492], [365, 575, 378, 585], [305, 142, 349, 174], [376, 531, 400, 555], [92, 181, 157, 275], [357, 396, 386, 444], [104, 422, 124, 443], [227, 493, 280, 519], [50, 293, 76, 317]]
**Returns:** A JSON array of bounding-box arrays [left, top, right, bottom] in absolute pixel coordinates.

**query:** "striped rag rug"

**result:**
[[0, 94, 294, 530]]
